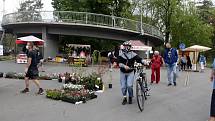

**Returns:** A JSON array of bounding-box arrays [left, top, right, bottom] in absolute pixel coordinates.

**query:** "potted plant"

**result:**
[[46, 89, 62, 100], [16, 73, 25, 79], [5, 72, 17, 79], [0, 72, 3, 78]]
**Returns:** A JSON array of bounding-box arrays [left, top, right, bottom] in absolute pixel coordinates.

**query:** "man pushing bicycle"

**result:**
[[118, 41, 148, 105]]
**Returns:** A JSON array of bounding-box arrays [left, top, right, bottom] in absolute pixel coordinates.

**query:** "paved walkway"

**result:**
[[0, 61, 213, 121]]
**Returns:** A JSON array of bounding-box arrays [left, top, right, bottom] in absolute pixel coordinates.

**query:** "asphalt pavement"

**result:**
[[0, 61, 213, 121]]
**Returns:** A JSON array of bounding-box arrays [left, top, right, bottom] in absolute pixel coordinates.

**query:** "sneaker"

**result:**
[[122, 97, 127, 105], [128, 97, 132, 104], [37, 88, 44, 95], [20, 88, 29, 93], [167, 83, 172, 86], [173, 82, 177, 86]]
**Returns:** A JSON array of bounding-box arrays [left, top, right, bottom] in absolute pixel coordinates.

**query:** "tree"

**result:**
[[17, 0, 43, 21], [2, 34, 16, 50], [51, 0, 132, 18], [136, 0, 214, 47], [171, 1, 213, 47]]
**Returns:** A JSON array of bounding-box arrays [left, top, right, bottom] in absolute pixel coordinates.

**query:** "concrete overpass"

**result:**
[[1, 11, 164, 58]]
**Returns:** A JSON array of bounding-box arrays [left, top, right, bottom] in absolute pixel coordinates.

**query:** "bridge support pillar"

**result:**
[[42, 27, 58, 59]]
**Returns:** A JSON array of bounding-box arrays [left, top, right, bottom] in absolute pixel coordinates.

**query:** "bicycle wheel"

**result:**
[[136, 79, 145, 112], [143, 76, 148, 100]]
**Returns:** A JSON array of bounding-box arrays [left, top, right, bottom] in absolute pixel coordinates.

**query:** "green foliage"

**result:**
[[80, 72, 103, 91], [92, 50, 101, 64], [5, 72, 17, 78], [52, 0, 132, 18], [17, 0, 43, 21], [46, 89, 62, 100], [138, 0, 214, 49], [0, 56, 15, 61], [2, 34, 16, 51], [171, 2, 213, 48]]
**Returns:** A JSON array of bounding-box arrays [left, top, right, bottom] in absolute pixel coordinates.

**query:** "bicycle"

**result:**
[[134, 62, 149, 112]]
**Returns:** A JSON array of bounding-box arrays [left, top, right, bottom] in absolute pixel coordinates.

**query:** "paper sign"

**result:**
[[0, 45, 3, 56]]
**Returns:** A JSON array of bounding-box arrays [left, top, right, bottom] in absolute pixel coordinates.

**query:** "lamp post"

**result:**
[[140, 0, 143, 35], [3, 0, 5, 16]]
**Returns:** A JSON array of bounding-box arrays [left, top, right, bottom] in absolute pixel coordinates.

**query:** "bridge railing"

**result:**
[[2, 11, 163, 40]]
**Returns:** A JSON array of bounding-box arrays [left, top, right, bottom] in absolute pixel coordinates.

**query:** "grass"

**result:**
[[0, 56, 15, 61]]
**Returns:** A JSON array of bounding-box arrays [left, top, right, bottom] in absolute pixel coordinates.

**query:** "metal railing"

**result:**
[[2, 11, 164, 40]]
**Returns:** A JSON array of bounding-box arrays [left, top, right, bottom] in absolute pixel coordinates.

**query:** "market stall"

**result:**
[[184, 45, 211, 71], [66, 44, 91, 66], [15, 35, 44, 64], [128, 40, 152, 63]]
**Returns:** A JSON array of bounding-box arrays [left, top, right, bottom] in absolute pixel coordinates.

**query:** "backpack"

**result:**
[[35, 50, 43, 64]]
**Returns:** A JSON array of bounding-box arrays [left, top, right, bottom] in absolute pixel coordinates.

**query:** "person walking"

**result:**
[[186, 55, 192, 70], [34, 45, 45, 72], [209, 58, 215, 121], [150, 51, 163, 84], [118, 41, 147, 105], [199, 54, 206, 72], [180, 54, 187, 71], [20, 42, 44, 95], [107, 51, 114, 68], [164, 43, 178, 86]]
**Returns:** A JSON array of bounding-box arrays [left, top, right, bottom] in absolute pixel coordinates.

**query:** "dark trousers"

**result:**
[[181, 62, 186, 71], [211, 89, 215, 117]]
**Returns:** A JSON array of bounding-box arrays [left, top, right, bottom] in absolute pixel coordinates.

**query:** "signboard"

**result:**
[[0, 45, 3, 56], [179, 43, 186, 50]]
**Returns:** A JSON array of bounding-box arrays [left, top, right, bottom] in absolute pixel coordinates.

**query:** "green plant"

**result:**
[[16, 73, 25, 79], [46, 89, 62, 100], [80, 72, 103, 91], [5, 72, 17, 79]]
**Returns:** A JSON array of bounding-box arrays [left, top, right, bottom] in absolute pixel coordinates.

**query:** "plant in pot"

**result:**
[[16, 73, 25, 79], [5, 72, 17, 79], [0, 72, 4, 78], [46, 89, 62, 100]]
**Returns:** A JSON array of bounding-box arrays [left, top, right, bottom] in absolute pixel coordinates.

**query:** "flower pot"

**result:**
[[108, 84, 112, 89], [0, 72, 3, 78], [46, 89, 62, 100], [99, 83, 103, 90], [5, 72, 17, 79], [58, 78, 62, 83]]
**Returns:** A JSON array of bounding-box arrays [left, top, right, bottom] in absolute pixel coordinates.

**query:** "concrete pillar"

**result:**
[[42, 27, 58, 58]]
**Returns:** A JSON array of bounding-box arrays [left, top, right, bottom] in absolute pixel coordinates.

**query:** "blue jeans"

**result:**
[[120, 71, 135, 97], [167, 63, 177, 84]]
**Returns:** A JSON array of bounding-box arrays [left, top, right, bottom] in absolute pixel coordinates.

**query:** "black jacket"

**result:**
[[118, 50, 143, 73]]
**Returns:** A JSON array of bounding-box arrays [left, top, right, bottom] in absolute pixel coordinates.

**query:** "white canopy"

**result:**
[[184, 45, 211, 52], [128, 40, 152, 51], [131, 46, 152, 51], [67, 44, 91, 48], [17, 35, 44, 42], [184, 45, 211, 71]]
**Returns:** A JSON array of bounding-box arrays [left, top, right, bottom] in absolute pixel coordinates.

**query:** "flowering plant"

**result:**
[[63, 83, 84, 91]]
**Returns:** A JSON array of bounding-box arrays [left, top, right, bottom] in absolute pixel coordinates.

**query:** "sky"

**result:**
[[0, 0, 54, 18]]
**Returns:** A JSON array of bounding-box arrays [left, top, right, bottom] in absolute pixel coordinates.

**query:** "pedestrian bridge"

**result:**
[[1, 11, 164, 57]]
